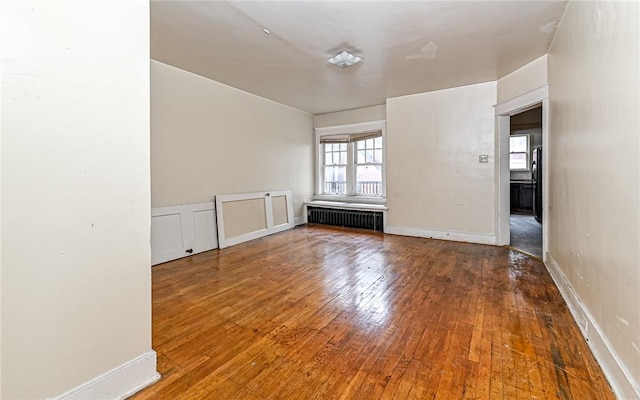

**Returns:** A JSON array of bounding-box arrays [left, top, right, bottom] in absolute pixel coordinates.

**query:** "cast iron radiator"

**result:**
[[307, 206, 383, 232]]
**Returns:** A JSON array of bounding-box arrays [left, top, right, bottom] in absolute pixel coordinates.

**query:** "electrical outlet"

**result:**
[[478, 155, 489, 163]]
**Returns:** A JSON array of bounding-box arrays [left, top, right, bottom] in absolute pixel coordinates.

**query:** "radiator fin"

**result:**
[[307, 207, 383, 232]]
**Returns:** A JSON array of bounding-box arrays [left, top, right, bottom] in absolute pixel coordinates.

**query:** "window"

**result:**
[[509, 135, 529, 170], [355, 135, 383, 195], [322, 141, 348, 194], [316, 121, 386, 199]]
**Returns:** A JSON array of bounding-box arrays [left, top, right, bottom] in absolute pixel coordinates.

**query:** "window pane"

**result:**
[[510, 136, 527, 153], [357, 150, 365, 164], [325, 151, 332, 165], [374, 137, 382, 148], [323, 166, 346, 194], [510, 153, 527, 170], [356, 165, 382, 195], [374, 149, 382, 163], [324, 143, 348, 166], [369, 150, 377, 163]]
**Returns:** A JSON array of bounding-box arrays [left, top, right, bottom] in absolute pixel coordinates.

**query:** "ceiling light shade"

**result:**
[[327, 51, 363, 67]]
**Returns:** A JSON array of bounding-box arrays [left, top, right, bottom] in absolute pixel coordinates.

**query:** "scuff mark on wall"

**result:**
[[615, 314, 630, 327], [539, 21, 557, 34]]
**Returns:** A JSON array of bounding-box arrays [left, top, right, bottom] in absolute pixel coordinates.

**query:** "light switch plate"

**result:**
[[479, 155, 489, 163]]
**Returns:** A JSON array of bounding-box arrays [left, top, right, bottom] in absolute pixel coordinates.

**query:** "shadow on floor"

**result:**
[[510, 214, 542, 258]]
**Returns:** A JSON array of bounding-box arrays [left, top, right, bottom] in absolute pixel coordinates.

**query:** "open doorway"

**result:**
[[494, 85, 549, 261], [509, 106, 543, 258]]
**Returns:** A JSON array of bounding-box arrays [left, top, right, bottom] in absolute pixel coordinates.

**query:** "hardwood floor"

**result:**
[[132, 225, 614, 400]]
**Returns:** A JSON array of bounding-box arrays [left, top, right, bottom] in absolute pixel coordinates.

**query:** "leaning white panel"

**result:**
[[216, 190, 295, 249], [151, 202, 218, 265], [150, 206, 186, 265]]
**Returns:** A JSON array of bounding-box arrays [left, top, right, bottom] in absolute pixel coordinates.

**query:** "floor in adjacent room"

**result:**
[[133, 225, 613, 400], [510, 213, 543, 258]]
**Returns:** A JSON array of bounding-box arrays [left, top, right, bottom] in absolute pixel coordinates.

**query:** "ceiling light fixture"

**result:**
[[327, 50, 363, 68]]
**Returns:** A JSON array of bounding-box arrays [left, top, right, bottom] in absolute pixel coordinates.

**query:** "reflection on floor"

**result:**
[[510, 214, 542, 258]]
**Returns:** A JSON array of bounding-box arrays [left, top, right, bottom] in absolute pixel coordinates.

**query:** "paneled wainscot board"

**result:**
[[216, 190, 295, 249], [151, 202, 218, 265]]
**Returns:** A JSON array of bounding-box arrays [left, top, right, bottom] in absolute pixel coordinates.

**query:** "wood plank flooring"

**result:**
[[132, 225, 614, 400]]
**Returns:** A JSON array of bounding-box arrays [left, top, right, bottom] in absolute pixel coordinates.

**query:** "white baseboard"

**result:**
[[385, 225, 496, 245], [295, 216, 306, 226], [545, 254, 640, 399], [52, 350, 160, 400]]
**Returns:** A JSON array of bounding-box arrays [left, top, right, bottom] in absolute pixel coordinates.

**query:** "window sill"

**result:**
[[306, 198, 388, 212], [311, 194, 386, 205]]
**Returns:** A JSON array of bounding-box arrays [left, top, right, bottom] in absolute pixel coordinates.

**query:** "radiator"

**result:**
[[307, 206, 383, 232]]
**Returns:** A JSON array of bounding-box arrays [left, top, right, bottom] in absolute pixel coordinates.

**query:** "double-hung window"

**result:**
[[316, 121, 386, 199], [354, 133, 383, 195], [509, 134, 530, 170], [321, 139, 348, 195]]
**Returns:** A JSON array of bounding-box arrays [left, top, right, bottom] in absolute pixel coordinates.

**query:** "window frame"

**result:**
[[509, 133, 531, 171], [321, 141, 349, 195], [314, 120, 386, 203], [354, 135, 383, 196]]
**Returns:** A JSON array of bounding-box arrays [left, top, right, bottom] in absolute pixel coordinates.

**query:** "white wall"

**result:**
[[1, 1, 155, 398], [151, 61, 313, 220], [548, 0, 639, 395], [386, 82, 497, 242], [314, 105, 386, 129], [497, 54, 548, 104]]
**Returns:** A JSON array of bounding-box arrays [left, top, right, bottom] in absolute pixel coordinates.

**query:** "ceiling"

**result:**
[[151, 1, 567, 115]]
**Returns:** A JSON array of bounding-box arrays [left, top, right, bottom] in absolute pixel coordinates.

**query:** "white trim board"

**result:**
[[385, 225, 496, 245], [494, 85, 548, 116], [51, 350, 159, 400], [216, 190, 295, 249], [545, 254, 640, 399], [314, 120, 386, 136]]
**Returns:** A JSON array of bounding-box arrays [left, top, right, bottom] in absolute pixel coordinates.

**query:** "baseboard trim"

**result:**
[[52, 350, 160, 400], [385, 225, 496, 245], [545, 254, 640, 399], [294, 216, 306, 226]]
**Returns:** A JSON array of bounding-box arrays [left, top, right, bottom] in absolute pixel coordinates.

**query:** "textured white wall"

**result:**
[[548, 0, 640, 387], [497, 54, 548, 104], [1, 1, 152, 398], [386, 82, 497, 237], [151, 61, 314, 218]]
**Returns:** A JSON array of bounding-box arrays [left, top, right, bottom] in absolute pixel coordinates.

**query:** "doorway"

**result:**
[[509, 106, 543, 258], [494, 85, 549, 262]]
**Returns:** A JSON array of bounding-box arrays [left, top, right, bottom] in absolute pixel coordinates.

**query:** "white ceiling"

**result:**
[[151, 1, 567, 115]]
